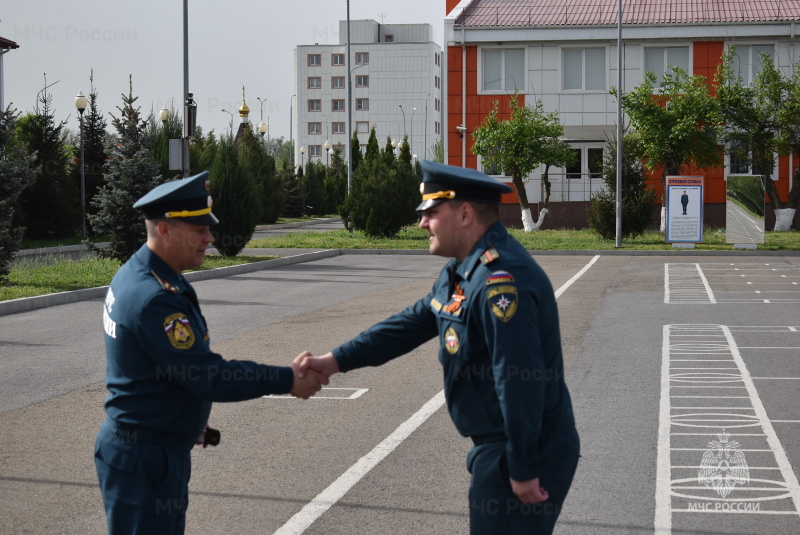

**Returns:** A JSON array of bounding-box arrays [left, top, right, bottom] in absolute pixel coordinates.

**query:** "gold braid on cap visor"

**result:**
[[165, 207, 212, 218], [421, 190, 456, 201]]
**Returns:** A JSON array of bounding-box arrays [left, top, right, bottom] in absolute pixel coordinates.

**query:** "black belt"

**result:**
[[103, 419, 194, 449]]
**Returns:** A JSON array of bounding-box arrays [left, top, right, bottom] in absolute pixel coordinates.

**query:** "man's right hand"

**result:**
[[297, 351, 341, 380], [289, 352, 329, 399]]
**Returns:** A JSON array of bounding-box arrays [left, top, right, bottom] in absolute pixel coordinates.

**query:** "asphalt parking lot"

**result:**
[[1, 251, 798, 534]]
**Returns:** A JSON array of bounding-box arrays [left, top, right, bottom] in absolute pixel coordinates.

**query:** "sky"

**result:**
[[2, 0, 446, 141]]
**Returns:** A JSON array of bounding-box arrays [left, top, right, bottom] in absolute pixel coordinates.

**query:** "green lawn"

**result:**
[[248, 226, 800, 251], [3, 226, 797, 302]]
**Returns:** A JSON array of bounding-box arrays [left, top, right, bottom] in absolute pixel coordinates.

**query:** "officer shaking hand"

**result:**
[[299, 160, 580, 535], [94, 171, 326, 535]]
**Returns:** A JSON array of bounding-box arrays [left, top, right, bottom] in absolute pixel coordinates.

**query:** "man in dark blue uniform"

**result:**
[[95, 171, 326, 534], [299, 160, 579, 534]]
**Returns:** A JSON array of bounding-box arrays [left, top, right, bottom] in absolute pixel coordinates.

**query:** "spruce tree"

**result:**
[[281, 159, 305, 218], [16, 83, 80, 238], [303, 160, 326, 216], [209, 134, 260, 256], [0, 106, 37, 283], [88, 76, 163, 262], [341, 134, 418, 238], [324, 145, 347, 213], [587, 133, 657, 240], [76, 72, 109, 228], [349, 130, 362, 173]]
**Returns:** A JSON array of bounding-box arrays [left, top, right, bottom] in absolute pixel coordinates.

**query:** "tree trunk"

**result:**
[[511, 172, 534, 231], [512, 171, 549, 231]]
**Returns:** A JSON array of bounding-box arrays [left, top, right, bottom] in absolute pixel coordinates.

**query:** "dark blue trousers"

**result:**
[[95, 420, 192, 535], [467, 429, 579, 534]]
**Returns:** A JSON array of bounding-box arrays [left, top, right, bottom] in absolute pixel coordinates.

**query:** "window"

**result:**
[[730, 44, 775, 85], [563, 48, 606, 90], [308, 54, 321, 67], [356, 52, 369, 64], [332, 76, 345, 89], [332, 53, 345, 66], [435, 98, 440, 112], [308, 122, 321, 135], [308, 77, 321, 89], [482, 48, 524, 91], [356, 98, 369, 111], [357, 121, 369, 133], [308, 99, 321, 112], [332, 122, 346, 134], [332, 99, 345, 112], [384, 34, 394, 42], [728, 139, 776, 176], [435, 75, 440, 89], [644, 46, 690, 87], [309, 145, 322, 157], [482, 158, 508, 177], [435, 53, 440, 66], [356, 75, 369, 88], [435, 121, 440, 134], [566, 147, 604, 179]]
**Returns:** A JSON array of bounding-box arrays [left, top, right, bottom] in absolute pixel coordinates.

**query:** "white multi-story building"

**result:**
[[444, 0, 800, 229], [294, 20, 443, 166]]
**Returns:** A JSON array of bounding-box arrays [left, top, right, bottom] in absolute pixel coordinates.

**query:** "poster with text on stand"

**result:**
[[665, 176, 704, 243]]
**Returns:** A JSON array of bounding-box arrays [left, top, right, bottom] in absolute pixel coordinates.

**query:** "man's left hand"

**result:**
[[510, 477, 549, 504]]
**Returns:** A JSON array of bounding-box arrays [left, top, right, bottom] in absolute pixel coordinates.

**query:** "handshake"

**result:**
[[288, 350, 341, 399]]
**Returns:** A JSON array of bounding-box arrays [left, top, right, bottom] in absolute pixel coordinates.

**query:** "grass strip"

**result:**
[[1, 254, 278, 302]]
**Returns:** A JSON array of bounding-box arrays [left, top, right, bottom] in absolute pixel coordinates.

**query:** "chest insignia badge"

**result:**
[[444, 327, 460, 354], [488, 285, 518, 323], [164, 313, 195, 350]]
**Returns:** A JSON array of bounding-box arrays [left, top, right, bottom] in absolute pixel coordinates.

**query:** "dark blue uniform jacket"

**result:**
[[101, 244, 294, 449], [333, 222, 576, 481]]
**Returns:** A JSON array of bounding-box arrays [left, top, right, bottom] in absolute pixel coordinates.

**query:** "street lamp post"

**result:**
[[221, 109, 233, 135], [300, 146, 305, 168], [324, 140, 331, 167], [410, 107, 416, 157], [74, 91, 88, 240], [256, 97, 268, 139], [159, 105, 169, 123], [398, 104, 406, 137]]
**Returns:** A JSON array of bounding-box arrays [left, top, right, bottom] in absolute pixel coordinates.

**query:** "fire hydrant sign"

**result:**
[[666, 176, 704, 243]]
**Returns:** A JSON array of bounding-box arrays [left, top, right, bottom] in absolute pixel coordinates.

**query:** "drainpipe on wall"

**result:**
[[461, 27, 467, 168]]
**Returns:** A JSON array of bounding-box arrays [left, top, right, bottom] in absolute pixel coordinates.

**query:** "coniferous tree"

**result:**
[[16, 83, 80, 238], [209, 134, 260, 256], [281, 159, 305, 218], [69, 73, 109, 234], [0, 106, 38, 283], [89, 76, 163, 262], [324, 145, 347, 213], [303, 160, 326, 216], [341, 134, 418, 237], [350, 130, 362, 173], [587, 132, 657, 240]]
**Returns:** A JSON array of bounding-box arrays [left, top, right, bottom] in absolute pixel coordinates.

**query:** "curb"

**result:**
[[2, 246, 798, 316], [0, 249, 341, 317]]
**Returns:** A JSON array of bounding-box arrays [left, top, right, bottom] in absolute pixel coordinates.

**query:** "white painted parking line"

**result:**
[[264, 387, 369, 400], [655, 325, 800, 534], [274, 256, 601, 534], [666, 262, 800, 305], [664, 264, 716, 304]]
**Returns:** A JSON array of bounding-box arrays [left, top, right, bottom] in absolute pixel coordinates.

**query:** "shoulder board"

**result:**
[[480, 248, 500, 265], [151, 271, 180, 294]]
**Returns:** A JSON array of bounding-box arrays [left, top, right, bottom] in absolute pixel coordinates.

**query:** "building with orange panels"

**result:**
[[444, 0, 800, 229]]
